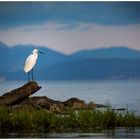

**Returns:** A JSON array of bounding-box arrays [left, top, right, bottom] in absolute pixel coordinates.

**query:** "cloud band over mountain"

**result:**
[[0, 22, 140, 54], [0, 2, 140, 54]]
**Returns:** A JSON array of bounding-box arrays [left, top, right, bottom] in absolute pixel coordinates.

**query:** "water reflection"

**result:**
[[0, 127, 140, 138]]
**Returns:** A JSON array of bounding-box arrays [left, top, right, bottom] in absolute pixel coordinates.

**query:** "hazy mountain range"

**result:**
[[0, 42, 140, 80]]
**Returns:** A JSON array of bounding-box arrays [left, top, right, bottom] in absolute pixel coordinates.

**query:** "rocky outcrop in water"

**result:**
[[0, 81, 107, 112]]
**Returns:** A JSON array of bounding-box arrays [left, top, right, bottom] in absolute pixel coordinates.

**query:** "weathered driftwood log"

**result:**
[[0, 81, 41, 106]]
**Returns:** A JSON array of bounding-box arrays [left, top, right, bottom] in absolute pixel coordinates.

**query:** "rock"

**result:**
[[21, 96, 51, 109], [87, 101, 96, 109], [20, 97, 87, 111], [63, 98, 86, 109], [20, 96, 64, 112], [0, 81, 106, 112], [50, 104, 63, 113]]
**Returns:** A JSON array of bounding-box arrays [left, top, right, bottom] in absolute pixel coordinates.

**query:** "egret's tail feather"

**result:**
[[24, 67, 28, 73]]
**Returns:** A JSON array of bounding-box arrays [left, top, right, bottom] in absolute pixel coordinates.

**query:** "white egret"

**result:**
[[24, 49, 44, 82]]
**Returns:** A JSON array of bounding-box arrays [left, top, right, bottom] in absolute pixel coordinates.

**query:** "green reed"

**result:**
[[0, 106, 140, 133]]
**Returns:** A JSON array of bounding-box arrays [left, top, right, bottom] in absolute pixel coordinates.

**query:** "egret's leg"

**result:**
[[28, 72, 31, 97], [28, 72, 30, 82], [31, 69, 34, 81]]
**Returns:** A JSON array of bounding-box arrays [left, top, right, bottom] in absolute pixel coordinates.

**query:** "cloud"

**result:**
[[0, 2, 140, 29], [0, 22, 140, 54]]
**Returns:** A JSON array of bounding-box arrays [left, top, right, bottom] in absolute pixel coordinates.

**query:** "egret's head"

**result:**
[[32, 49, 38, 54], [32, 49, 45, 55]]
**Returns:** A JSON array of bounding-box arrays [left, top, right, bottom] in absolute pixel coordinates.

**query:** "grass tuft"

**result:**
[[0, 106, 139, 133]]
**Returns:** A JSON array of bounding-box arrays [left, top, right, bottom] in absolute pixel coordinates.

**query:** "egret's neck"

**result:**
[[33, 52, 38, 59]]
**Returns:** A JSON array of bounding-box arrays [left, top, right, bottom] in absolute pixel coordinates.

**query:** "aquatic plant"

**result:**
[[0, 106, 139, 133]]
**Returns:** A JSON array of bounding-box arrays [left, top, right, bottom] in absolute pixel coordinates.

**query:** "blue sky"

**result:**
[[0, 2, 140, 54]]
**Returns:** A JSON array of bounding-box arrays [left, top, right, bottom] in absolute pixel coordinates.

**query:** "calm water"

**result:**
[[0, 79, 140, 138], [0, 127, 140, 138]]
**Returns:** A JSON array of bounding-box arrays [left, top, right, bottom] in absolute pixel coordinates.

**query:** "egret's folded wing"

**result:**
[[24, 54, 36, 73]]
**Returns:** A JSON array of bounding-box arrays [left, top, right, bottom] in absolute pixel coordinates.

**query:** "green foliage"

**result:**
[[0, 106, 139, 133], [0, 106, 9, 131]]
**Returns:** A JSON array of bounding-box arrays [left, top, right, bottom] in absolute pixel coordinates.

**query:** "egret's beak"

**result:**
[[39, 51, 45, 54]]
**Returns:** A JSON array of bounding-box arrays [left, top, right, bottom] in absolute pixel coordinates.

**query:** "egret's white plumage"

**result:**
[[24, 49, 44, 82], [24, 49, 38, 73]]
